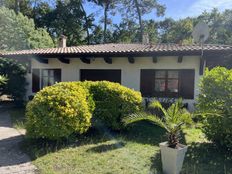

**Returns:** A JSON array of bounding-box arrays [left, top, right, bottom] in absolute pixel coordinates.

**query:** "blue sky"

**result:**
[[83, 0, 232, 24]]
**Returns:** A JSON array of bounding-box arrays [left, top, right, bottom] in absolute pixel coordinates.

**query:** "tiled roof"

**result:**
[[1, 43, 232, 57]]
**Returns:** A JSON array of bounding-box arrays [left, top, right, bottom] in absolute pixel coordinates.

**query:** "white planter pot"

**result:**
[[159, 142, 188, 174]]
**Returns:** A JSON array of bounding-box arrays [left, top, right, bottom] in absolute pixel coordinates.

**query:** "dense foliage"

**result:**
[[0, 7, 55, 103], [2, 1, 231, 46], [0, 58, 27, 103], [124, 99, 192, 148], [0, 7, 54, 51], [26, 82, 94, 140], [82, 81, 142, 130], [26, 81, 142, 139], [0, 75, 7, 94], [197, 67, 232, 148]]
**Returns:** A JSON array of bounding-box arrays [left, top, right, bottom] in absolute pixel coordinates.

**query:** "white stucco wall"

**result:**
[[26, 56, 201, 110]]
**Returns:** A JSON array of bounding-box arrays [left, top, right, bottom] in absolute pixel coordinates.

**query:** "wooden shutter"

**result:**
[[54, 69, 61, 83], [32, 69, 40, 93], [140, 69, 155, 97], [179, 69, 195, 99]]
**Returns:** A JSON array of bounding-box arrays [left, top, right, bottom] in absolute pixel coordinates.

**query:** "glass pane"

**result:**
[[49, 70, 54, 77], [168, 71, 178, 78], [42, 77, 49, 87], [43, 70, 48, 77], [167, 79, 178, 92], [155, 71, 166, 78], [49, 77, 55, 86], [155, 79, 165, 92]]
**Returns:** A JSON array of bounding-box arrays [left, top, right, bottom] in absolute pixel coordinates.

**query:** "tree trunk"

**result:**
[[103, 3, 109, 43], [80, 3, 90, 45], [15, 0, 20, 13], [134, 0, 143, 42]]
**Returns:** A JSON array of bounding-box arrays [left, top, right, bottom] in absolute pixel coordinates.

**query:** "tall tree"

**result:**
[[89, 0, 118, 43], [143, 19, 159, 43], [112, 19, 139, 43], [80, 1, 95, 45], [197, 8, 232, 45], [121, 0, 165, 42], [0, 7, 54, 50], [89, 25, 104, 44], [159, 18, 193, 44], [41, 0, 86, 46]]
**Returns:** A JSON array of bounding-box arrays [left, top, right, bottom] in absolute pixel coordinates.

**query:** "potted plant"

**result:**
[[123, 99, 192, 174]]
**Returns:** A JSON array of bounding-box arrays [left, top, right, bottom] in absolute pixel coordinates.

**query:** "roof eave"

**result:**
[[1, 49, 231, 59]]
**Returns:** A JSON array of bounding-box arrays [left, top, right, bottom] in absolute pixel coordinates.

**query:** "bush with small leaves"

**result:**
[[26, 82, 94, 140], [82, 81, 142, 130], [197, 67, 232, 148]]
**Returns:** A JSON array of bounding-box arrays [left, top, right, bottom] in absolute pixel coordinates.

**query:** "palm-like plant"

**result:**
[[0, 75, 7, 93], [123, 99, 193, 148]]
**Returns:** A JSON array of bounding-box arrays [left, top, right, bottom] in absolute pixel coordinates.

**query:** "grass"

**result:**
[[9, 107, 26, 129], [10, 107, 231, 173], [21, 121, 232, 174]]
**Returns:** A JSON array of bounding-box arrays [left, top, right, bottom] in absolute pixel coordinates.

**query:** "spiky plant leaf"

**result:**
[[123, 112, 170, 132], [123, 99, 193, 148]]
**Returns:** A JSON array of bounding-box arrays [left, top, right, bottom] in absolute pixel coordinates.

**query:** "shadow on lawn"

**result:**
[[22, 121, 166, 160], [21, 121, 232, 174], [22, 127, 113, 160], [87, 141, 126, 153], [121, 121, 167, 146], [150, 142, 232, 174], [182, 142, 232, 174]]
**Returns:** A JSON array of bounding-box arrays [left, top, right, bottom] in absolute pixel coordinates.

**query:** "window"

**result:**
[[32, 69, 61, 92], [154, 70, 179, 97], [42, 69, 55, 88], [140, 69, 195, 99]]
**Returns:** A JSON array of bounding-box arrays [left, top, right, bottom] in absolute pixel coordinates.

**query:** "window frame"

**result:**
[[32, 68, 61, 93], [153, 70, 180, 98], [41, 69, 56, 88], [140, 69, 195, 99]]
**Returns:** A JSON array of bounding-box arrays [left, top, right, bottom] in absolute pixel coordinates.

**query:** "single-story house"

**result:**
[[1, 37, 232, 110]]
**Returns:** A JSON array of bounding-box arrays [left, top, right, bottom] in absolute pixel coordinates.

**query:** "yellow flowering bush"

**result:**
[[26, 82, 94, 140], [82, 81, 142, 130]]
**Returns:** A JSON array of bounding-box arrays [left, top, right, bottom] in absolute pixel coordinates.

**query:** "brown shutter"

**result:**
[[140, 69, 155, 97], [32, 69, 40, 93], [54, 69, 61, 83], [179, 69, 195, 99]]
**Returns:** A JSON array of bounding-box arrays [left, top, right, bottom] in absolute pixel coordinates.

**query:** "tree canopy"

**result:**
[[0, 1, 232, 46], [0, 7, 54, 51]]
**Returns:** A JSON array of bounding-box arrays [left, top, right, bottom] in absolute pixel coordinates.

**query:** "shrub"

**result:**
[[26, 82, 94, 140], [196, 67, 232, 148], [0, 58, 27, 104], [82, 81, 142, 130]]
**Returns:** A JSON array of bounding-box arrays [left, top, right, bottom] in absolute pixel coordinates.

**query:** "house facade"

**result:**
[[1, 41, 232, 111]]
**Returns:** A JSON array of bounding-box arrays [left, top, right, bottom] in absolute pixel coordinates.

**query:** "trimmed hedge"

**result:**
[[82, 81, 142, 130], [25, 81, 142, 139], [26, 82, 94, 140], [197, 67, 232, 148]]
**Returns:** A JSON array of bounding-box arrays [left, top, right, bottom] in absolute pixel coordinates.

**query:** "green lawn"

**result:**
[[21, 121, 232, 174]]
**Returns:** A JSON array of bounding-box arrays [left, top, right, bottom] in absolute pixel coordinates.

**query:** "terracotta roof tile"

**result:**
[[1, 43, 232, 57]]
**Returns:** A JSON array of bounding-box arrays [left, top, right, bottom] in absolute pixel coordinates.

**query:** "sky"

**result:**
[[83, 0, 232, 24]]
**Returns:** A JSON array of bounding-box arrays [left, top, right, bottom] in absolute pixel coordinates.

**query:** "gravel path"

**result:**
[[0, 109, 38, 174]]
